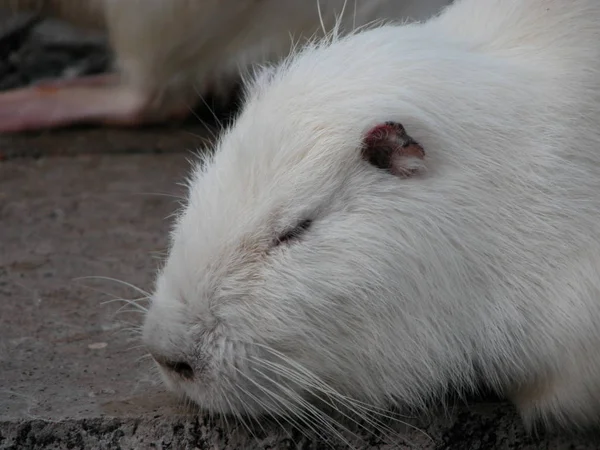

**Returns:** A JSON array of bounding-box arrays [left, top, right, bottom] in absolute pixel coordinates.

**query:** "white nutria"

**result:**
[[142, 0, 600, 436], [0, 0, 450, 132]]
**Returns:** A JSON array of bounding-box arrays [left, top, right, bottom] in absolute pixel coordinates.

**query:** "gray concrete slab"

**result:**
[[1, 131, 600, 449]]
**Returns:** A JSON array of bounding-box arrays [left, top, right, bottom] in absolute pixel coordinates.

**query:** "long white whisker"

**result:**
[[75, 282, 150, 314], [130, 191, 184, 200], [103, 297, 149, 313], [233, 366, 332, 443], [136, 353, 154, 364], [232, 382, 293, 441], [220, 381, 258, 442], [253, 356, 388, 416], [248, 366, 358, 448], [252, 343, 432, 442], [126, 343, 148, 352], [333, 0, 350, 42], [192, 85, 225, 134], [251, 357, 401, 440], [118, 326, 144, 335], [254, 342, 406, 416], [316, 0, 327, 37], [216, 384, 233, 436], [73, 276, 151, 297]]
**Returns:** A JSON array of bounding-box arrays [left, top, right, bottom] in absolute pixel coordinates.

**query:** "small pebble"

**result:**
[[88, 342, 108, 349]]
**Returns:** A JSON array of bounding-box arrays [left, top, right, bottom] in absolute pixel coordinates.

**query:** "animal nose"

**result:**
[[164, 360, 194, 379], [153, 356, 195, 380]]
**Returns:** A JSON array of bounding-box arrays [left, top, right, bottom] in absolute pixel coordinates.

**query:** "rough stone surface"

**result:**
[[1, 150, 600, 449]]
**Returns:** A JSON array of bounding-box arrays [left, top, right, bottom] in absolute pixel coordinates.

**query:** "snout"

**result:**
[[142, 306, 199, 382]]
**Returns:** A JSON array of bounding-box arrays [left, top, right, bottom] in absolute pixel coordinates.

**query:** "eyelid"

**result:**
[[275, 218, 313, 246]]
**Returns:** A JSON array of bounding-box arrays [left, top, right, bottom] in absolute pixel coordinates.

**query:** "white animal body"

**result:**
[[143, 0, 600, 433]]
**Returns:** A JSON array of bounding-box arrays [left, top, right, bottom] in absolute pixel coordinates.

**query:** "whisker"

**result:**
[[249, 366, 358, 448], [102, 297, 149, 313], [220, 377, 263, 444], [118, 326, 144, 335], [229, 384, 272, 438], [316, 0, 327, 38], [253, 343, 399, 415], [233, 383, 293, 441], [233, 367, 328, 444], [74, 282, 146, 308], [252, 357, 402, 444], [130, 191, 185, 200], [252, 343, 431, 442], [222, 386, 258, 441], [192, 85, 225, 134], [136, 353, 154, 364], [182, 128, 216, 145], [238, 387, 319, 446], [334, 0, 350, 41], [252, 356, 386, 417], [185, 106, 220, 143], [215, 384, 234, 437], [73, 276, 151, 297], [180, 85, 223, 142], [235, 361, 355, 447], [126, 343, 148, 352]]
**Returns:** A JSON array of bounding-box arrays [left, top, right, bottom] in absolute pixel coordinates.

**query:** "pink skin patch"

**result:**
[[0, 73, 193, 133], [362, 121, 425, 177]]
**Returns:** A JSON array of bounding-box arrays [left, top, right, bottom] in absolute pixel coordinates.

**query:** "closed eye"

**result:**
[[274, 219, 313, 246]]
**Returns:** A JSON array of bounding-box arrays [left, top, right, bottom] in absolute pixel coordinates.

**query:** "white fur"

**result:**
[[143, 0, 600, 432]]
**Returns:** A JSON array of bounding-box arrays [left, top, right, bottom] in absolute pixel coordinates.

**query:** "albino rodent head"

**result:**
[[142, 0, 600, 430], [142, 30, 443, 416]]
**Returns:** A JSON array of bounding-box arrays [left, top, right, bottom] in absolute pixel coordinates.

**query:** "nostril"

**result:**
[[149, 351, 195, 380], [163, 360, 194, 379]]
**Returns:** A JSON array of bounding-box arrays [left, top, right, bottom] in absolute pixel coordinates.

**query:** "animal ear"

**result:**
[[361, 121, 425, 177]]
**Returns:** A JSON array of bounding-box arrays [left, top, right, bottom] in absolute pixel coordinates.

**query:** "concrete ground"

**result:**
[[2, 127, 600, 450]]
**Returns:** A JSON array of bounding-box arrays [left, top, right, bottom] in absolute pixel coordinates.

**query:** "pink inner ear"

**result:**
[[362, 121, 425, 177]]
